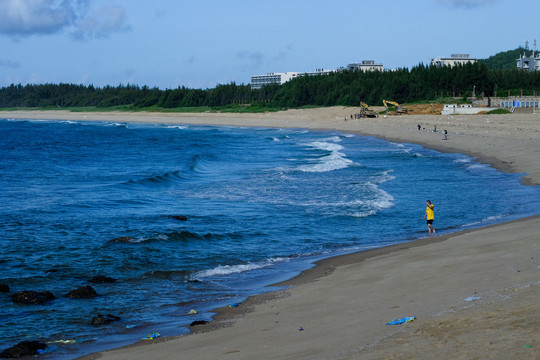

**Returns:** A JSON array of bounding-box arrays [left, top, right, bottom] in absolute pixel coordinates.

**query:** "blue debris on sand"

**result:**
[[141, 333, 160, 340], [386, 316, 416, 325]]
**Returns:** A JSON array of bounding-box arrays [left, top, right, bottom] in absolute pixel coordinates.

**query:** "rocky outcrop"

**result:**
[[107, 236, 134, 244], [89, 275, 117, 283], [171, 215, 188, 221], [0, 283, 9, 293], [10, 290, 56, 305], [91, 314, 121, 326], [189, 320, 209, 326], [0, 340, 47, 358], [65, 285, 98, 299]]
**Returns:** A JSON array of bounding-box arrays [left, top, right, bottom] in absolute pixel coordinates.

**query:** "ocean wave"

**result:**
[[165, 125, 188, 130], [462, 214, 505, 228], [371, 169, 395, 184], [105, 122, 128, 128], [191, 257, 289, 280], [124, 170, 188, 186], [128, 231, 225, 244], [453, 158, 472, 163], [142, 269, 191, 280], [465, 163, 489, 170], [296, 141, 354, 173]]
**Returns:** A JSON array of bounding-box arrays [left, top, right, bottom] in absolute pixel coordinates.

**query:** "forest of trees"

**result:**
[[1, 62, 540, 110]]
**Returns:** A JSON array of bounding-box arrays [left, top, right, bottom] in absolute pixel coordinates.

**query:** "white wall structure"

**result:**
[[431, 54, 477, 67], [440, 104, 496, 115]]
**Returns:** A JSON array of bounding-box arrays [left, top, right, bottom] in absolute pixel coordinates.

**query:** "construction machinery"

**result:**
[[383, 100, 408, 114], [359, 102, 378, 118]]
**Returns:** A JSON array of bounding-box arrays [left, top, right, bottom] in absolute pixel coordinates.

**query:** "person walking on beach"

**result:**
[[424, 200, 435, 236]]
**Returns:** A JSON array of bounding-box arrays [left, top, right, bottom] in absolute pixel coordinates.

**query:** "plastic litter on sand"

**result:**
[[141, 333, 160, 340], [386, 316, 416, 325]]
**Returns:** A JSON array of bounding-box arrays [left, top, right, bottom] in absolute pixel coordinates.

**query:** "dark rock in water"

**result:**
[[189, 320, 209, 326], [108, 236, 134, 243], [171, 215, 188, 221], [0, 340, 47, 358], [45, 269, 58, 274], [108, 236, 134, 244], [0, 283, 9, 293], [89, 275, 117, 283], [91, 314, 121, 326], [11, 290, 56, 305], [65, 285, 98, 298]]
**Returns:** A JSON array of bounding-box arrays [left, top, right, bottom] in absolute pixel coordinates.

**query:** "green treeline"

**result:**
[[1, 63, 540, 110]]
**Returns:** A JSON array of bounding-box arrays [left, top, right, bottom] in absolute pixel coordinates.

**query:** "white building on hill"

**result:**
[[431, 54, 477, 67], [250, 72, 299, 90], [250, 69, 333, 89], [347, 60, 384, 72]]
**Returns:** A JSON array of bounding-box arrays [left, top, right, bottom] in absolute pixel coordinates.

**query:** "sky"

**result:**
[[0, 0, 539, 89]]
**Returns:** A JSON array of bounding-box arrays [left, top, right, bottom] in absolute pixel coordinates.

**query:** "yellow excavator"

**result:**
[[383, 100, 408, 114], [359, 102, 378, 118]]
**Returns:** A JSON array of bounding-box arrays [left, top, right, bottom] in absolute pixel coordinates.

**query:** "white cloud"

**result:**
[[72, 4, 130, 40], [0, 0, 128, 40], [0, 0, 87, 36], [440, 0, 498, 8]]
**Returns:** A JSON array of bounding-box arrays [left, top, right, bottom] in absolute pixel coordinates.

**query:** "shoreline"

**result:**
[[2, 108, 539, 359]]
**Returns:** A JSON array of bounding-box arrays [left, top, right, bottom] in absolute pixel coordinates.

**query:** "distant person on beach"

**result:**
[[424, 200, 435, 235]]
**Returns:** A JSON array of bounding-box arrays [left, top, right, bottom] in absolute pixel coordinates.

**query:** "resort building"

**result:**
[[250, 72, 300, 90], [250, 69, 334, 89], [347, 60, 384, 72], [431, 54, 477, 67]]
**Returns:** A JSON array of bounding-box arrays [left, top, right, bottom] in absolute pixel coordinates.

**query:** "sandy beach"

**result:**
[[1, 108, 539, 359]]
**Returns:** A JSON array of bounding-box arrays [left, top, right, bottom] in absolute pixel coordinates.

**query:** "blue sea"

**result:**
[[1, 118, 539, 358]]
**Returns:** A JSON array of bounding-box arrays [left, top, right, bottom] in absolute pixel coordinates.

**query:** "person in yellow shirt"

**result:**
[[423, 200, 435, 236]]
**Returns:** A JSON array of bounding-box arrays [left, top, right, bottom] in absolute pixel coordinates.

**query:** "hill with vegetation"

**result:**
[[1, 53, 540, 111], [479, 47, 532, 70]]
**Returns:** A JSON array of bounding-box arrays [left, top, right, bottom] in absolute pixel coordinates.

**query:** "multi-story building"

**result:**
[[431, 54, 477, 67], [250, 72, 300, 90], [250, 69, 333, 89], [347, 60, 384, 72]]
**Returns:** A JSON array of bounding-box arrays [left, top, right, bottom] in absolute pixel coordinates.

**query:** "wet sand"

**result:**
[[2, 108, 539, 359]]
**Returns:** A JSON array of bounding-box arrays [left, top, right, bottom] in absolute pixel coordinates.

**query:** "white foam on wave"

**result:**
[[296, 141, 354, 173], [366, 182, 395, 208], [105, 122, 127, 127], [191, 257, 289, 280], [166, 125, 188, 130], [371, 169, 395, 184], [465, 163, 489, 170], [462, 214, 505, 227]]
